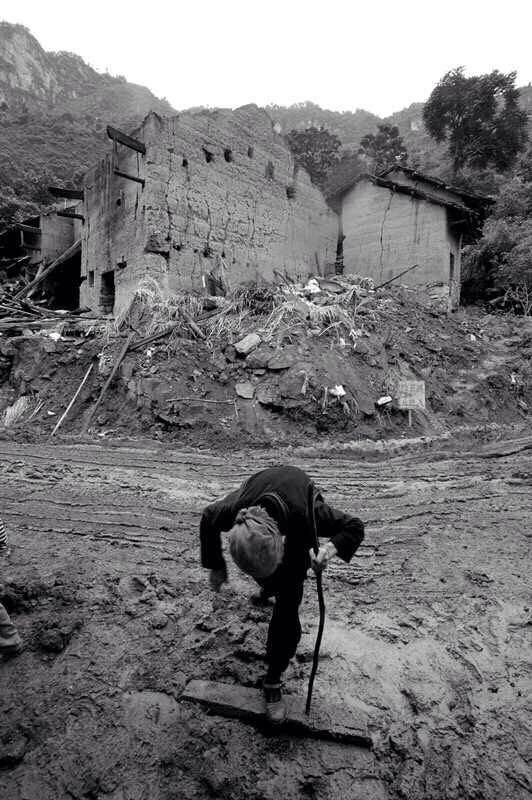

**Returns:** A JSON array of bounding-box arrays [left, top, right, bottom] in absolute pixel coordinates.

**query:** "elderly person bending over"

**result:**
[[200, 465, 364, 722]]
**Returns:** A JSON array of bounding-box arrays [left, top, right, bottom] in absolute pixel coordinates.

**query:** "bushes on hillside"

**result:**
[[462, 152, 532, 314]]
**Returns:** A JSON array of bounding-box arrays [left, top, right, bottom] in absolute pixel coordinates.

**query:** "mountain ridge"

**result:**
[[1, 21, 531, 229]]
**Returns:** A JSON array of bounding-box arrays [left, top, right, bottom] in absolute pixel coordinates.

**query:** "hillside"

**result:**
[[0, 22, 175, 228], [1, 21, 531, 230]]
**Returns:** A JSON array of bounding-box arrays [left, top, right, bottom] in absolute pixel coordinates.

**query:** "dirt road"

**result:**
[[0, 437, 530, 799]]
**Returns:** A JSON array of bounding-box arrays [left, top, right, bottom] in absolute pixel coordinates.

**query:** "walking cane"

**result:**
[[305, 482, 326, 715]]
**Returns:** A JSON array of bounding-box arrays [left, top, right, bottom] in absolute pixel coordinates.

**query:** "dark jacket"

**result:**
[[200, 465, 364, 679], [200, 465, 364, 579]]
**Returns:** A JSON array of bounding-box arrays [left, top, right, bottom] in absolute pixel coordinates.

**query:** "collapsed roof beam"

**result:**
[[107, 125, 146, 154], [57, 210, 85, 222], [48, 186, 84, 200], [16, 223, 41, 234]]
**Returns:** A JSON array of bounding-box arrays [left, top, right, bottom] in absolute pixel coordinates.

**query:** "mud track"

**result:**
[[0, 438, 530, 799]]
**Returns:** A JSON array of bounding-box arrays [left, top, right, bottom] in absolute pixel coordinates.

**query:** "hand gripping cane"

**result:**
[[305, 482, 326, 715]]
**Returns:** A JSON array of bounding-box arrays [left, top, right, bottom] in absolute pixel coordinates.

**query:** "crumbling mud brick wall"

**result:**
[[340, 179, 462, 305], [80, 106, 337, 312]]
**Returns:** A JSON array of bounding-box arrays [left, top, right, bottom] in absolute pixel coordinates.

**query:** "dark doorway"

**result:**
[[100, 270, 116, 314], [43, 251, 81, 310]]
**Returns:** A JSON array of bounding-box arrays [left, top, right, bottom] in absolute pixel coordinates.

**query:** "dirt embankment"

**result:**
[[0, 283, 531, 447], [0, 436, 531, 799]]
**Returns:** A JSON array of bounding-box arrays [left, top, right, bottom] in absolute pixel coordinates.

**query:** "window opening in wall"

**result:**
[[182, 157, 188, 168], [449, 252, 455, 295], [224, 148, 233, 163], [100, 270, 115, 314], [203, 148, 214, 163], [247, 146, 254, 158], [265, 160, 275, 180], [286, 185, 296, 199], [88, 270, 95, 287]]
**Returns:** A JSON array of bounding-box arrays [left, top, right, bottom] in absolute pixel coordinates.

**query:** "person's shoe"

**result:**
[[263, 682, 287, 724]]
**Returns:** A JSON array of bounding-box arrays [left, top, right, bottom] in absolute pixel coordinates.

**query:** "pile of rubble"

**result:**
[[0, 274, 530, 445]]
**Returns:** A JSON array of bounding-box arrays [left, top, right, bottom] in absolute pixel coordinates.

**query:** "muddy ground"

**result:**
[[0, 435, 531, 799]]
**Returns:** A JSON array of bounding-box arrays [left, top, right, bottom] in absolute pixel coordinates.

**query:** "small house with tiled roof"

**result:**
[[333, 165, 493, 308]]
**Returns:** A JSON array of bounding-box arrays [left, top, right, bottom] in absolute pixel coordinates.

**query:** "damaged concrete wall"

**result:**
[[341, 179, 461, 300], [80, 106, 337, 312]]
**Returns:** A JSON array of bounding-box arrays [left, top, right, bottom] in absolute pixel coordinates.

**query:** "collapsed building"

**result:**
[[333, 166, 492, 307], [0, 202, 82, 308], [80, 106, 338, 312], [1, 111, 494, 315]]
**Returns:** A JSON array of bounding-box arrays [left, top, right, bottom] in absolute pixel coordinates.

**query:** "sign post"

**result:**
[[396, 380, 426, 426]]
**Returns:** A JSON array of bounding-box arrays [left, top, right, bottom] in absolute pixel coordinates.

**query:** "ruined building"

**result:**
[[334, 166, 492, 307], [0, 203, 82, 308], [80, 106, 338, 312]]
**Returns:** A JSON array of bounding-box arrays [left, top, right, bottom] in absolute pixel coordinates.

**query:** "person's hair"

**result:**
[[228, 506, 284, 579]]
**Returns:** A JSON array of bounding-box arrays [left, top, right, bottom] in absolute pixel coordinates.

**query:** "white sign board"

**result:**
[[396, 380, 426, 411]]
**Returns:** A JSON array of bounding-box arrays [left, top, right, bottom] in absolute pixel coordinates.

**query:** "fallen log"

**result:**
[[81, 334, 135, 434]]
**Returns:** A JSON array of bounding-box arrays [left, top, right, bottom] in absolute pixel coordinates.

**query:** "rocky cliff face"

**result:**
[[0, 23, 104, 112], [0, 22, 174, 230]]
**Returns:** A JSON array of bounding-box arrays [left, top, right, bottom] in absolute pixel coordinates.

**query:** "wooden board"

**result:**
[[181, 680, 372, 747]]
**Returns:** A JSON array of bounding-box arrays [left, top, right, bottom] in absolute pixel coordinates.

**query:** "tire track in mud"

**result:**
[[0, 439, 531, 800]]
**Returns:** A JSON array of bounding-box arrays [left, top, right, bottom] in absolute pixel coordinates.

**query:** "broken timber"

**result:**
[[181, 680, 373, 747], [57, 210, 85, 222], [107, 125, 146, 155], [48, 187, 84, 201], [113, 169, 145, 187], [81, 334, 135, 434], [13, 239, 82, 301]]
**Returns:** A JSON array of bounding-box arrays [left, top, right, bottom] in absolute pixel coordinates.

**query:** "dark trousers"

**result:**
[[257, 572, 304, 683]]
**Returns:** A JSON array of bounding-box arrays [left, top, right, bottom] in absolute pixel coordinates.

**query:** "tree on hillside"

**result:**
[[423, 68, 528, 176], [285, 127, 341, 187], [462, 148, 532, 314], [358, 124, 408, 174]]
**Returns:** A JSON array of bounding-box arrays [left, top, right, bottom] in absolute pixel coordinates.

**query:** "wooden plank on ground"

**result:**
[[181, 680, 373, 747]]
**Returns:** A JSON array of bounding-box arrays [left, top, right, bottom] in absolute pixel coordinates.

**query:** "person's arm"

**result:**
[[313, 497, 364, 567], [200, 488, 241, 589]]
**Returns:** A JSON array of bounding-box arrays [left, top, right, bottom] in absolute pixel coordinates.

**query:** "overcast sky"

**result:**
[[2, 0, 531, 117]]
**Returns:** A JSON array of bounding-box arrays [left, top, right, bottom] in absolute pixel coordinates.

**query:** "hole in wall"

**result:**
[[88, 270, 95, 287], [265, 160, 275, 180], [247, 146, 254, 158], [116, 198, 122, 206], [203, 245, 212, 258], [286, 185, 296, 199], [203, 148, 214, 163], [224, 148, 233, 163], [182, 158, 188, 168]]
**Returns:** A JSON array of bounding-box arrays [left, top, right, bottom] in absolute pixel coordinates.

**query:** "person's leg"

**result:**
[[0, 602, 22, 657], [262, 580, 304, 722]]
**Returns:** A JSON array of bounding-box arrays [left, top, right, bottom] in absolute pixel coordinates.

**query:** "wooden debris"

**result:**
[[181, 680, 372, 747], [51, 360, 96, 437], [13, 239, 82, 301], [81, 334, 134, 434]]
